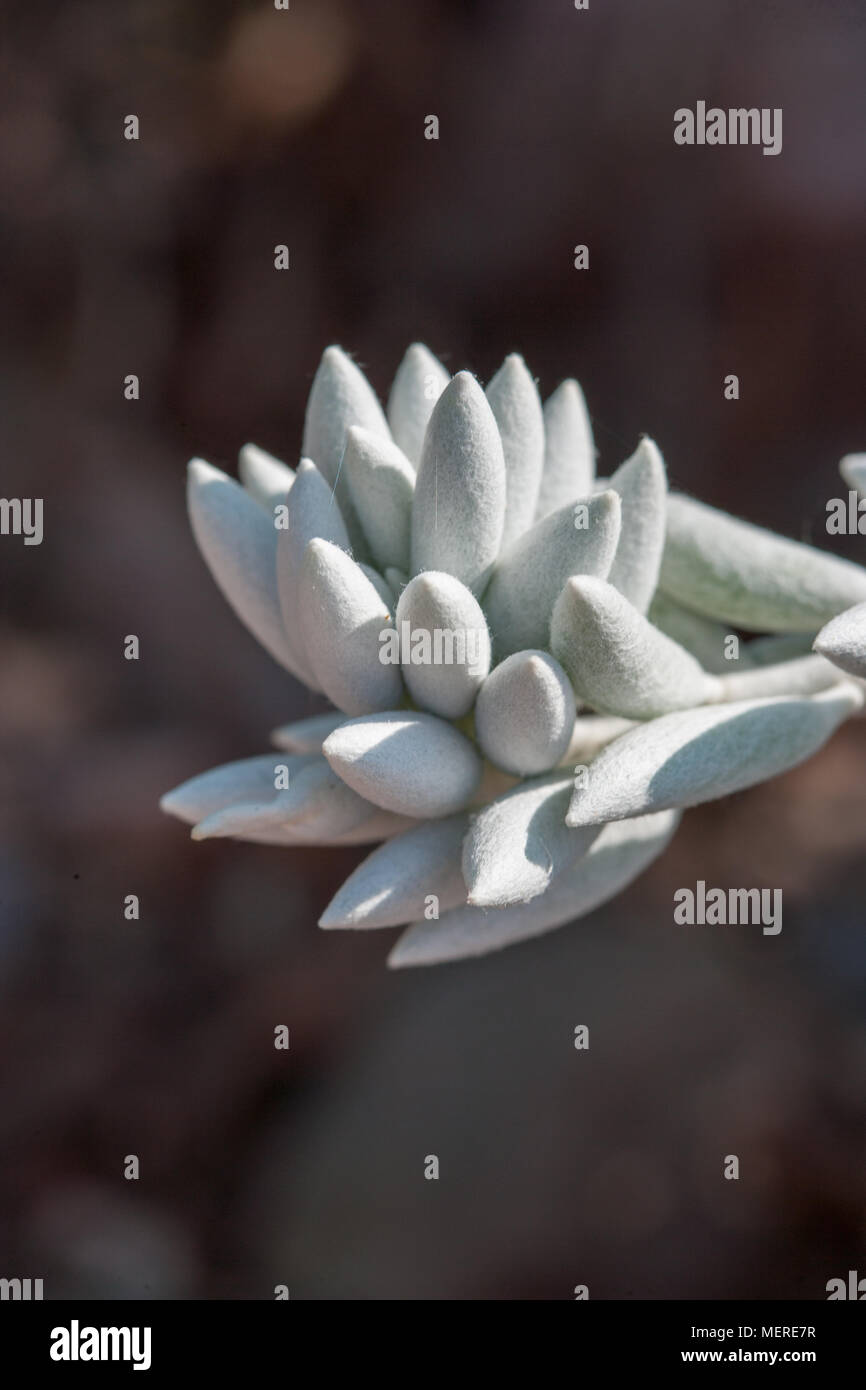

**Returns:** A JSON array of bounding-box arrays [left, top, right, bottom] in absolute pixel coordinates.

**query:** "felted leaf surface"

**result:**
[[535, 379, 595, 519], [566, 683, 864, 826], [462, 772, 600, 908], [238, 444, 295, 512], [474, 650, 576, 774], [483, 490, 621, 658], [551, 576, 721, 719], [323, 710, 483, 817], [607, 437, 667, 614], [814, 602, 866, 679], [389, 810, 680, 967], [411, 373, 507, 595], [187, 460, 303, 678], [660, 493, 866, 632], [343, 426, 415, 573], [395, 571, 491, 718], [485, 354, 545, 549], [299, 539, 403, 715], [386, 343, 450, 467], [320, 814, 469, 928]]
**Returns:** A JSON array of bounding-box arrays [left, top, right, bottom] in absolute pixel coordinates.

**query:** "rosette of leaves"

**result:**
[[161, 346, 866, 966]]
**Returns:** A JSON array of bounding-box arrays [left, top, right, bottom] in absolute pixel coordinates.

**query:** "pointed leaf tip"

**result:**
[[661, 493, 866, 632], [535, 378, 595, 520], [298, 538, 403, 715], [486, 353, 545, 549], [813, 601, 866, 679], [566, 684, 863, 827], [551, 575, 720, 720], [411, 372, 507, 595], [463, 772, 600, 909], [302, 346, 390, 488], [186, 459, 305, 679], [238, 444, 295, 511], [607, 436, 667, 614], [389, 809, 680, 967], [387, 343, 450, 467], [483, 489, 622, 658], [319, 814, 469, 929], [342, 425, 415, 573]]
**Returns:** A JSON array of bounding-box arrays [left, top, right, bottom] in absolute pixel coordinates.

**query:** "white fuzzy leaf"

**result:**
[[389, 809, 680, 967], [660, 493, 866, 632], [484, 490, 621, 658], [342, 426, 415, 572], [411, 372, 507, 595], [607, 437, 667, 614], [299, 539, 403, 715], [238, 444, 295, 511], [535, 379, 595, 519], [187, 459, 304, 679], [302, 347, 390, 557], [485, 353, 545, 549], [320, 813, 469, 929], [475, 651, 576, 774], [463, 772, 600, 908], [386, 343, 450, 467], [715, 653, 843, 701], [302, 346, 390, 488], [395, 571, 491, 718], [566, 683, 864, 827], [276, 458, 351, 687], [551, 576, 720, 719], [192, 797, 317, 845], [263, 756, 391, 837], [813, 602, 866, 679], [160, 753, 315, 825], [648, 592, 754, 673], [323, 711, 483, 817], [270, 712, 346, 753], [192, 792, 414, 846]]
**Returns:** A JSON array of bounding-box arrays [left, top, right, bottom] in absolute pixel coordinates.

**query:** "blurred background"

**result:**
[[2, 0, 866, 1299]]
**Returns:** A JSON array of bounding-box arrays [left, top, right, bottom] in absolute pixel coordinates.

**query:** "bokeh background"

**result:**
[[2, 0, 866, 1299]]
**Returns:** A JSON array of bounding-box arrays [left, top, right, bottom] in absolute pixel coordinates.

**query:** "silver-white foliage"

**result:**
[[814, 602, 866, 679], [661, 493, 866, 632], [389, 810, 680, 967], [411, 372, 507, 595], [567, 684, 863, 827], [165, 344, 866, 966], [474, 651, 575, 773]]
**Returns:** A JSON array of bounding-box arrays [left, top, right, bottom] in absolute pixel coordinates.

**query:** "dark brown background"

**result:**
[[1, 0, 866, 1299]]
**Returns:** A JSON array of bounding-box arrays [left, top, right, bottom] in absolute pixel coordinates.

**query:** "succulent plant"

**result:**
[[161, 346, 866, 967]]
